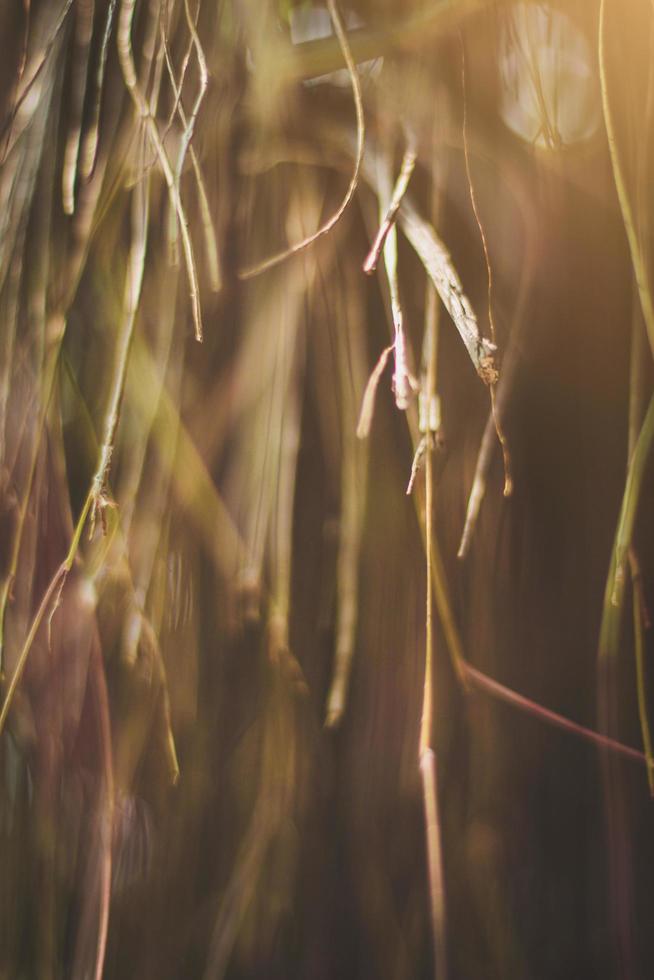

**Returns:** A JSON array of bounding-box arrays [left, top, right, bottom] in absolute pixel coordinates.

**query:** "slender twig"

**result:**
[[165, 0, 209, 270], [358, 139, 418, 433], [457, 154, 539, 557], [360, 141, 496, 382], [464, 665, 649, 767], [325, 264, 369, 726], [176, 0, 208, 184], [594, 392, 654, 889], [627, 285, 654, 793], [160, 10, 221, 291], [363, 141, 417, 275], [356, 344, 393, 439], [599, 0, 654, 357], [420, 278, 448, 980], [602, 394, 654, 630], [238, 0, 364, 280], [117, 0, 203, 340], [90, 161, 150, 531], [168, 0, 199, 128], [460, 34, 512, 494], [400, 196, 497, 380]]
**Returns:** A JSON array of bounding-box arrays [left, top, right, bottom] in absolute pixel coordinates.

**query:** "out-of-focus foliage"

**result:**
[[1, 1, 654, 978]]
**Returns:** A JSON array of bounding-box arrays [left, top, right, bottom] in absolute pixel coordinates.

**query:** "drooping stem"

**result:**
[[239, 0, 364, 280], [460, 32, 511, 494]]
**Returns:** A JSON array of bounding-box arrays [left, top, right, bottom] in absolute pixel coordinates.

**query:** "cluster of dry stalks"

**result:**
[[1, 1, 654, 978]]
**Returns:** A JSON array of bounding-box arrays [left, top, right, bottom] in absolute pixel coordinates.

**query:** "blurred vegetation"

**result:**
[[1, 1, 654, 978]]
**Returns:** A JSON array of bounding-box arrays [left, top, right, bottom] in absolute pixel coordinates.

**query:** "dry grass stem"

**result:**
[[160, 11, 221, 291]]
